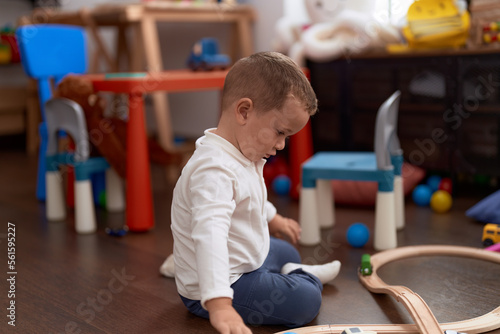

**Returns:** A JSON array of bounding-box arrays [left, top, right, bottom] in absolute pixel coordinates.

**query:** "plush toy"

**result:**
[[274, 0, 401, 66], [54, 75, 183, 179]]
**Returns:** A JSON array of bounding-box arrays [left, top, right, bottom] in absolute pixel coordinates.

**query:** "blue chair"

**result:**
[[45, 98, 124, 233], [299, 91, 403, 250], [16, 24, 88, 201]]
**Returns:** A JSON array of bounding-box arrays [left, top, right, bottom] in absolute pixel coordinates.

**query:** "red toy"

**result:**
[[0, 26, 20, 63], [438, 177, 453, 194], [55, 75, 183, 179]]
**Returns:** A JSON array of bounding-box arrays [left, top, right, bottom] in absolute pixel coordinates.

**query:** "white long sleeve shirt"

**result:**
[[171, 129, 277, 308]]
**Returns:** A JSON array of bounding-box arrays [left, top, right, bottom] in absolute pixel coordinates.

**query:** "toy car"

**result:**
[[187, 37, 231, 71], [482, 223, 500, 247], [105, 226, 128, 237], [341, 327, 377, 334], [359, 253, 373, 276], [444, 330, 467, 334]]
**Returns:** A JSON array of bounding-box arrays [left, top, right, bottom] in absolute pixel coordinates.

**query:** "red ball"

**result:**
[[438, 177, 453, 194], [263, 157, 288, 187], [273, 157, 289, 176]]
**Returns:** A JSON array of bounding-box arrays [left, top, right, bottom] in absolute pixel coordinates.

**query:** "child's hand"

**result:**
[[268, 213, 301, 244], [206, 298, 252, 334]]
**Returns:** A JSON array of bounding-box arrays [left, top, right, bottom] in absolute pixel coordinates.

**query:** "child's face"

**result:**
[[238, 96, 310, 162]]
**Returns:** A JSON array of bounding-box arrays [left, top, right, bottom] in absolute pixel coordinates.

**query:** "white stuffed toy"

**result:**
[[274, 0, 401, 66]]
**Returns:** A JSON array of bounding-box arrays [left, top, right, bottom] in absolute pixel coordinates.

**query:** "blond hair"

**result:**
[[221, 52, 318, 116]]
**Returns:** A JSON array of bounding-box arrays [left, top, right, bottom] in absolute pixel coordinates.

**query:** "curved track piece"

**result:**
[[275, 245, 500, 334], [360, 245, 500, 334]]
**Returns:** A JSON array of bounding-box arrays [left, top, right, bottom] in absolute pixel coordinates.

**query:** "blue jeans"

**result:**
[[180, 237, 323, 327]]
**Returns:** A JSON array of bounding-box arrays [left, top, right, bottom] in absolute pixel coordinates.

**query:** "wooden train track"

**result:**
[[275, 245, 500, 334]]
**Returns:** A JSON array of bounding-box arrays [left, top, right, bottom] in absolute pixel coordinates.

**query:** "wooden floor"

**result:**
[[1, 147, 500, 334]]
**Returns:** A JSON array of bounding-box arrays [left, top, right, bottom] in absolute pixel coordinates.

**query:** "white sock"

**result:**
[[281, 260, 341, 284], [159, 254, 175, 278]]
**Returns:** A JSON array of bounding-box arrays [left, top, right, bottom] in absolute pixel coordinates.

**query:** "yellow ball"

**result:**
[[430, 190, 452, 213]]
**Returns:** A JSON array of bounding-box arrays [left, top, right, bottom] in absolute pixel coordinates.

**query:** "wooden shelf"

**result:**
[[0, 81, 39, 154]]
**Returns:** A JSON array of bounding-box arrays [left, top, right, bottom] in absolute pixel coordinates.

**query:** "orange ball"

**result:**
[[430, 190, 452, 213]]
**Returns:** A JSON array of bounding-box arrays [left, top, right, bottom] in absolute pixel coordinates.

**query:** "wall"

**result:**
[[153, 0, 283, 139]]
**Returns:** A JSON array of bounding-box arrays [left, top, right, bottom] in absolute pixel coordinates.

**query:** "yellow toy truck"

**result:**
[[482, 223, 500, 247]]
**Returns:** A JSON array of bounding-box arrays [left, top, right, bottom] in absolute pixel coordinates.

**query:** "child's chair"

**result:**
[[299, 91, 403, 250], [45, 98, 124, 234], [16, 24, 88, 201]]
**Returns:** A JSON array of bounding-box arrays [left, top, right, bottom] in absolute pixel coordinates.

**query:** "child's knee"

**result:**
[[271, 237, 301, 263], [281, 283, 322, 326], [296, 289, 322, 324]]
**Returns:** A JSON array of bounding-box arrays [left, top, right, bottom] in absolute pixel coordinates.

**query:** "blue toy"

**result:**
[[105, 226, 128, 237], [412, 184, 432, 206], [187, 38, 231, 71], [272, 174, 291, 196], [426, 175, 442, 192], [346, 223, 370, 248]]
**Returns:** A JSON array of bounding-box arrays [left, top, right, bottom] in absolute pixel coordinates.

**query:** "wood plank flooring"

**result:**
[[0, 149, 499, 334]]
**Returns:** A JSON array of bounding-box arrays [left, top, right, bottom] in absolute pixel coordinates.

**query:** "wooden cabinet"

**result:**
[[0, 86, 26, 135], [307, 48, 500, 188]]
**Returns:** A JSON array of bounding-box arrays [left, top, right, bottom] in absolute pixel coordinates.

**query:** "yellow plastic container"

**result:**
[[402, 0, 470, 49]]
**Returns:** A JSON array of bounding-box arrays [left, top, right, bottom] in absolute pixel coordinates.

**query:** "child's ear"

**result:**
[[235, 98, 253, 124]]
